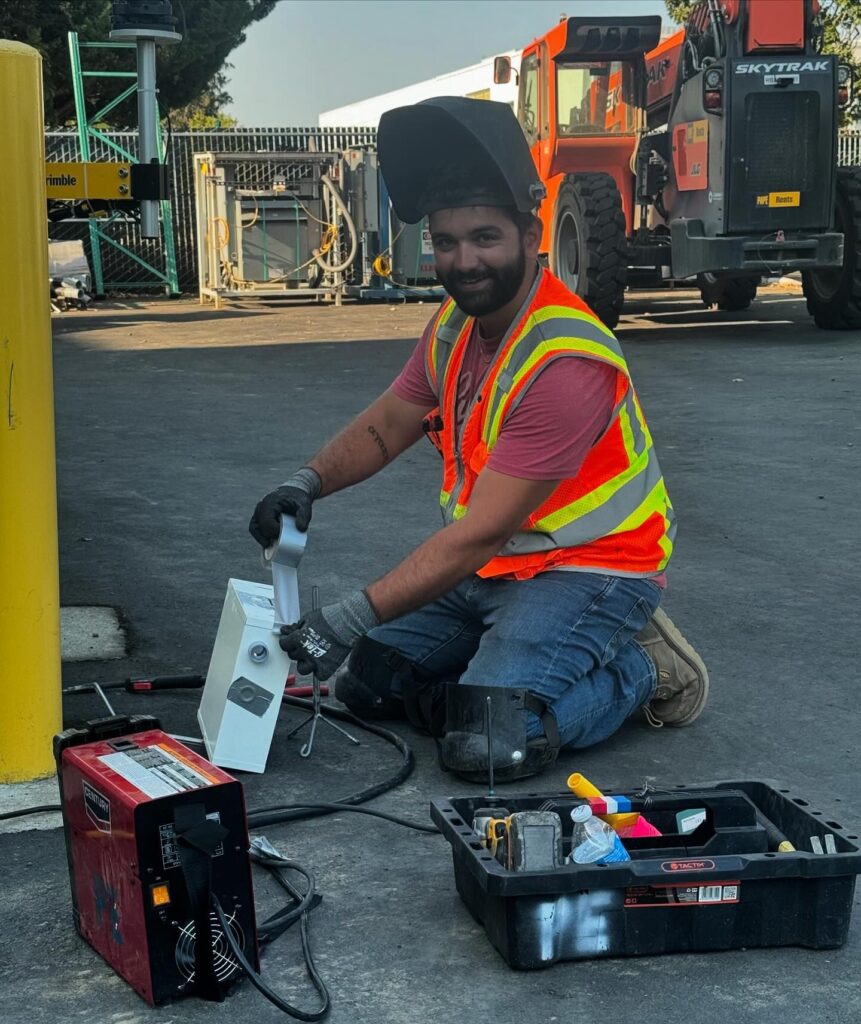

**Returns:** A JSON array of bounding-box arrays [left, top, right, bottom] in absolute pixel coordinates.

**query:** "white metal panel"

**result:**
[[318, 51, 520, 128]]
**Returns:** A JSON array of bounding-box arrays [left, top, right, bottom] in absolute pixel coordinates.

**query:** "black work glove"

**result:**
[[249, 467, 322, 547], [279, 590, 380, 680]]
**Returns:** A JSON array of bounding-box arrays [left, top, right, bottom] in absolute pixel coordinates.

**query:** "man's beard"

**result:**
[[436, 247, 526, 317]]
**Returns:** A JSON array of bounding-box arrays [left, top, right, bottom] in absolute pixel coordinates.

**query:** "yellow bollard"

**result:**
[[0, 40, 62, 781]]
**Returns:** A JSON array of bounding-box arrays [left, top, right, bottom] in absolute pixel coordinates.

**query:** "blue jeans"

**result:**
[[366, 571, 661, 749]]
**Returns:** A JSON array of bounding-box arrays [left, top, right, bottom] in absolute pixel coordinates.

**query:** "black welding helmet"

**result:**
[[377, 96, 546, 225]]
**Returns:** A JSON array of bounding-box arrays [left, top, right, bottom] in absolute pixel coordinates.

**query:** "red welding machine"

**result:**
[[54, 715, 258, 1005]]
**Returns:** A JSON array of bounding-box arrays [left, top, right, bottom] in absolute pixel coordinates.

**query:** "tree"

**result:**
[[663, 0, 861, 123], [168, 69, 238, 129], [0, 0, 275, 125]]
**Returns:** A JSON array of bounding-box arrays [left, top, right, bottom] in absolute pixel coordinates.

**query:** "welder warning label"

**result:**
[[83, 781, 111, 833], [98, 744, 215, 799], [624, 882, 740, 908]]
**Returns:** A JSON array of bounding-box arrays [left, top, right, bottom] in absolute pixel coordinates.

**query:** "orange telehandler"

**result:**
[[494, 0, 859, 329]]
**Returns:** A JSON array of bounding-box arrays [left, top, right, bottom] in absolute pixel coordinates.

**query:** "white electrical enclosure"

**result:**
[[198, 578, 293, 773]]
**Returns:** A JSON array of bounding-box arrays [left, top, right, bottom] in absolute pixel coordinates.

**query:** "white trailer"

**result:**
[[318, 51, 520, 128]]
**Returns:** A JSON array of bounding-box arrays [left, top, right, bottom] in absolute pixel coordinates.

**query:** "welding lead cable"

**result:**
[[212, 893, 329, 1021], [247, 697, 418, 828], [248, 802, 440, 834]]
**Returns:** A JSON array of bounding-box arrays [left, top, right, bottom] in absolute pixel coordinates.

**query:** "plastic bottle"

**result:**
[[567, 805, 631, 864]]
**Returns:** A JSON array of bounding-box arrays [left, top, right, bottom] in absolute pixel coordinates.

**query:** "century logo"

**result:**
[[735, 60, 829, 74], [83, 781, 111, 833]]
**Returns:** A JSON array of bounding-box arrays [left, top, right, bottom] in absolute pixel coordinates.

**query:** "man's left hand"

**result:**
[[279, 590, 380, 680]]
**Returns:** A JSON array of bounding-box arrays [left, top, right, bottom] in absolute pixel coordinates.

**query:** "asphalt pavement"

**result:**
[[2, 286, 859, 1024]]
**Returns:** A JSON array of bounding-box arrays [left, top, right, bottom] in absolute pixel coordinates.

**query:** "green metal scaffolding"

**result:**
[[67, 30, 179, 295]]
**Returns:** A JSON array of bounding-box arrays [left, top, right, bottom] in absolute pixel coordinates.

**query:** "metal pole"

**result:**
[[136, 37, 159, 238], [0, 40, 63, 781]]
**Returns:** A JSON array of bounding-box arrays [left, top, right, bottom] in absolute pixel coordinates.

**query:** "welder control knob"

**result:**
[[248, 642, 269, 664]]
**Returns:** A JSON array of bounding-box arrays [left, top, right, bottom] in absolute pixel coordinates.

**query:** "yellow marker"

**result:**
[[566, 773, 641, 831], [778, 840, 796, 853]]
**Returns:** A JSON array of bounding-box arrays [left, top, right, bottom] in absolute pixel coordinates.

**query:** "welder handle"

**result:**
[[125, 674, 206, 692]]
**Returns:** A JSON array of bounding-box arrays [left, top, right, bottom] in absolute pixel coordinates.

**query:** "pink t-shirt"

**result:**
[[392, 318, 667, 586], [393, 320, 616, 479]]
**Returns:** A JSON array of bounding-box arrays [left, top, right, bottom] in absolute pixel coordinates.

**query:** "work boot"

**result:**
[[638, 608, 709, 727]]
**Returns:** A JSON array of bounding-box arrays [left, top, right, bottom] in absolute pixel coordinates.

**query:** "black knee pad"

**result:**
[[440, 684, 561, 783], [334, 636, 406, 718], [335, 636, 447, 734]]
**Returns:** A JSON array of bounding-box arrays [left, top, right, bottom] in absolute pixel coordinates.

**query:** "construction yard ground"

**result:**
[[1, 281, 860, 1024]]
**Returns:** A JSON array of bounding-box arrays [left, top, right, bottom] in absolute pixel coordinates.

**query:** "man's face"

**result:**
[[429, 206, 539, 318]]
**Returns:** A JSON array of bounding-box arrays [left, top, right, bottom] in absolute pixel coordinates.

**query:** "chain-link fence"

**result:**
[[46, 127, 375, 294]]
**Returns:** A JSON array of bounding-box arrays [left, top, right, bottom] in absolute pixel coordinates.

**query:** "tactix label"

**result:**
[[735, 60, 829, 74], [661, 858, 716, 872], [625, 882, 740, 908], [83, 781, 111, 833]]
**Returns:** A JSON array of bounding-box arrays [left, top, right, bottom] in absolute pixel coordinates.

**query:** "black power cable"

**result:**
[[248, 801, 438, 835], [214, 893, 328, 1021], [225, 849, 329, 1021], [267, 696, 417, 823]]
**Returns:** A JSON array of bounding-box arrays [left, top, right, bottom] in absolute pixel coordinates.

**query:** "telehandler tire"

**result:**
[[550, 172, 627, 329], [802, 167, 861, 330], [698, 273, 759, 312]]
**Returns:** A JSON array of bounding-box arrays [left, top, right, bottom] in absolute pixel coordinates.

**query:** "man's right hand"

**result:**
[[248, 467, 322, 547]]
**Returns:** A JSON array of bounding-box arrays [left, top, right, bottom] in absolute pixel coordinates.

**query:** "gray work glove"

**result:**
[[249, 467, 322, 547], [279, 590, 380, 680]]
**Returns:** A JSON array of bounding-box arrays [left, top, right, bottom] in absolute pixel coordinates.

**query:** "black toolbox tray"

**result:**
[[430, 780, 861, 969]]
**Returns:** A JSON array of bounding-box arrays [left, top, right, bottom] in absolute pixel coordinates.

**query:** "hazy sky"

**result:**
[[224, 0, 672, 126]]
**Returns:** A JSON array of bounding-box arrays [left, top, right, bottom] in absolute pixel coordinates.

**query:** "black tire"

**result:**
[[802, 166, 861, 330], [550, 172, 627, 329], [698, 273, 760, 311]]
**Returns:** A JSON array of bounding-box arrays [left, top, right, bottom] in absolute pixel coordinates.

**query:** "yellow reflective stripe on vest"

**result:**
[[482, 308, 628, 449], [498, 454, 672, 558], [427, 300, 458, 390], [617, 401, 636, 461], [607, 476, 673, 538], [527, 303, 618, 341], [533, 444, 655, 535], [440, 499, 468, 523], [425, 299, 462, 391], [617, 392, 649, 462], [491, 304, 621, 392]]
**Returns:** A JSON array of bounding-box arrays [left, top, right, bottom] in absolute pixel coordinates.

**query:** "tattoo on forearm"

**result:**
[[367, 424, 390, 463]]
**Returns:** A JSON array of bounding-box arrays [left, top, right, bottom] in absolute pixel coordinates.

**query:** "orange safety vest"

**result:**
[[422, 268, 675, 580]]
